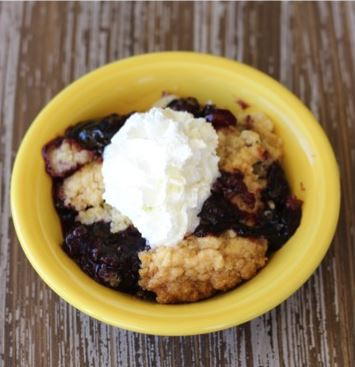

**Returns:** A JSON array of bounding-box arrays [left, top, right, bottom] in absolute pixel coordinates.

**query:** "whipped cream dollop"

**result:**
[[102, 107, 219, 248]]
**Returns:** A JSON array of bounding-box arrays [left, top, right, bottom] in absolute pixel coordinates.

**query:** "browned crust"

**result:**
[[42, 137, 95, 178]]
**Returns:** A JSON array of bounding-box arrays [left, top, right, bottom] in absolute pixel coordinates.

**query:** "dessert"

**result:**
[[42, 95, 302, 304]]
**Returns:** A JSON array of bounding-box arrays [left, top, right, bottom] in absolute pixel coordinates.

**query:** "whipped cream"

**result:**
[[102, 107, 219, 248]]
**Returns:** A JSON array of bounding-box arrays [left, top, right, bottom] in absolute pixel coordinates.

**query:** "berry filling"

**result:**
[[194, 163, 302, 251], [63, 222, 153, 297], [65, 113, 130, 153], [168, 98, 237, 130]]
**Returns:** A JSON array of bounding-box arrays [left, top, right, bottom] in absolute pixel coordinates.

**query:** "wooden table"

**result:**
[[0, 2, 354, 366]]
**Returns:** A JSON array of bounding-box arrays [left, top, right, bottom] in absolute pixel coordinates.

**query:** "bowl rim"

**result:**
[[11, 52, 340, 335]]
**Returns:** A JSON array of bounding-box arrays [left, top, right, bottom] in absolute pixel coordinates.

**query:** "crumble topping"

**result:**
[[77, 203, 132, 233], [59, 160, 131, 233], [60, 161, 104, 211], [216, 112, 282, 214], [217, 114, 282, 174], [43, 138, 94, 177], [139, 230, 267, 303]]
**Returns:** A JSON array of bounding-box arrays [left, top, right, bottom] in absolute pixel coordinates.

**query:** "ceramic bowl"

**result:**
[[11, 52, 340, 335]]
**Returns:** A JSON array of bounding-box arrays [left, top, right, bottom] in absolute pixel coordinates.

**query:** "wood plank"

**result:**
[[0, 2, 353, 366]]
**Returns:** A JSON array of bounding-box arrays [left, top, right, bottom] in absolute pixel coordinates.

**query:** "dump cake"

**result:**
[[42, 95, 302, 304]]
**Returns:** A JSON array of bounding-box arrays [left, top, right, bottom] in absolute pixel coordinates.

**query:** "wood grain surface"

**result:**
[[0, 2, 354, 366]]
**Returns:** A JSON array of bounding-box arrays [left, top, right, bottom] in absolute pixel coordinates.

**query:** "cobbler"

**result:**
[[42, 96, 302, 304]]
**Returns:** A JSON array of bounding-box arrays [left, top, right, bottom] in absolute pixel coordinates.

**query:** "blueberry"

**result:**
[[213, 170, 255, 208], [194, 193, 240, 236], [167, 97, 201, 116], [203, 108, 237, 129], [65, 113, 130, 153]]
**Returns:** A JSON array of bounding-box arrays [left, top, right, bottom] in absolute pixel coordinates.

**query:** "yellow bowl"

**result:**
[[11, 52, 340, 336]]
